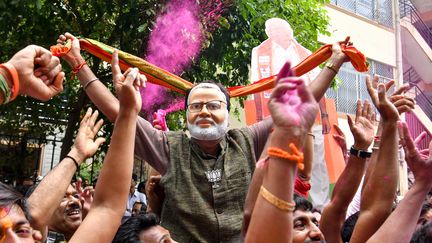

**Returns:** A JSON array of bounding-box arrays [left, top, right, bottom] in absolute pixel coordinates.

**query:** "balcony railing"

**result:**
[[330, 0, 393, 28], [326, 60, 394, 115], [403, 67, 422, 84], [403, 67, 432, 121], [399, 0, 432, 49]]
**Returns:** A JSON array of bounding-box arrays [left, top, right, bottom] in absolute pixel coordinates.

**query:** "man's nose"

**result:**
[[308, 224, 324, 241], [67, 195, 81, 206], [198, 104, 211, 116], [3, 227, 20, 243]]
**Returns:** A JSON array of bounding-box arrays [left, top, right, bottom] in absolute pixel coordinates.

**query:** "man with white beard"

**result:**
[[136, 81, 272, 243]]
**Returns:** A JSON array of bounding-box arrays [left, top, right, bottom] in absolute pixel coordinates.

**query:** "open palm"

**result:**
[[348, 100, 376, 149]]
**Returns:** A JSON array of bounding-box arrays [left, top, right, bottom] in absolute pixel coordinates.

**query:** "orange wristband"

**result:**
[[71, 61, 87, 80], [0, 63, 20, 101], [268, 143, 304, 170]]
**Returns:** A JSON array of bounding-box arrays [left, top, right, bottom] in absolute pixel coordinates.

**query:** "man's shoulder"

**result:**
[[227, 127, 253, 140]]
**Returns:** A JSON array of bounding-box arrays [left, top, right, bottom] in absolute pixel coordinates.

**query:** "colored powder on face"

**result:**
[[141, 0, 204, 114]]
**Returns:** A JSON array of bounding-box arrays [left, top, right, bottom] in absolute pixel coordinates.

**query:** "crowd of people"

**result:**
[[0, 30, 431, 243]]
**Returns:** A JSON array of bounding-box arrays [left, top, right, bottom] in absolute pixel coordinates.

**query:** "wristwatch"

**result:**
[[350, 146, 372, 158]]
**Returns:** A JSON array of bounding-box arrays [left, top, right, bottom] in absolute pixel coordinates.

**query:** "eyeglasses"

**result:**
[[187, 100, 226, 113]]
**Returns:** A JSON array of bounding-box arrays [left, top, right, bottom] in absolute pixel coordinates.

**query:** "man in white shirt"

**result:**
[[124, 178, 147, 219]]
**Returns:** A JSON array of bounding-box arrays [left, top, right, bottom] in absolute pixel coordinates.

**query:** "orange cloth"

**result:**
[[51, 38, 368, 97]]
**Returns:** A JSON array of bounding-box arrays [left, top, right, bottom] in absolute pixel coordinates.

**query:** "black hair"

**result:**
[[132, 174, 138, 182], [411, 221, 432, 243], [341, 211, 360, 242], [184, 81, 231, 111], [421, 202, 432, 218], [294, 193, 313, 212], [137, 181, 146, 194], [14, 185, 32, 197], [0, 182, 31, 221], [112, 213, 160, 243]]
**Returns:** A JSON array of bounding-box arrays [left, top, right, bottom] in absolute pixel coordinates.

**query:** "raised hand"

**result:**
[[348, 100, 376, 150], [73, 178, 94, 219], [366, 75, 399, 122], [56, 32, 83, 68], [414, 131, 430, 160], [145, 175, 164, 215], [387, 82, 415, 114], [70, 108, 106, 163], [269, 62, 319, 133], [331, 36, 350, 62], [333, 124, 347, 149], [80, 186, 94, 219], [6, 45, 64, 101], [400, 122, 432, 187], [333, 124, 348, 162], [111, 50, 145, 113]]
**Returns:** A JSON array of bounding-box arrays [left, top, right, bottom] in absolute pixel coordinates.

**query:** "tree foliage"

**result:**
[[0, 0, 329, 181]]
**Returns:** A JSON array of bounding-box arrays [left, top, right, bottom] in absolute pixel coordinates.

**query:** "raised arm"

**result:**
[[245, 62, 319, 242], [350, 77, 400, 243], [27, 108, 104, 234], [69, 52, 143, 243], [320, 100, 376, 243], [57, 33, 170, 174], [242, 64, 293, 234], [308, 38, 350, 101], [361, 81, 413, 192], [368, 122, 432, 243], [57, 33, 120, 122]]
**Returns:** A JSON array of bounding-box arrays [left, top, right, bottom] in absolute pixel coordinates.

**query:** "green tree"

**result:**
[[183, 0, 330, 117]]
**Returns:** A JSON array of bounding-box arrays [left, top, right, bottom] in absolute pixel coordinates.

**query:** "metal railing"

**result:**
[[403, 67, 432, 121], [399, 0, 432, 49], [330, 0, 393, 28], [406, 112, 432, 150], [407, 84, 432, 121], [403, 67, 422, 84], [326, 61, 394, 115]]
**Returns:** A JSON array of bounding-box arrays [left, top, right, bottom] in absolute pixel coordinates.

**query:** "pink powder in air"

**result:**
[[141, 0, 204, 115], [200, 0, 227, 32], [163, 99, 185, 114]]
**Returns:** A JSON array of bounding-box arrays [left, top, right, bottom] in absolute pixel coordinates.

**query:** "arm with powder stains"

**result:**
[[245, 62, 319, 243], [57, 33, 120, 122]]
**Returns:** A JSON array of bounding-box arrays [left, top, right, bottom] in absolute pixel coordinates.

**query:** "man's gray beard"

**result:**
[[187, 117, 228, 141]]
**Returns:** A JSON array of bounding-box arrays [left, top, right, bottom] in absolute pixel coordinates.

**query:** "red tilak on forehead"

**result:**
[[0, 207, 10, 218]]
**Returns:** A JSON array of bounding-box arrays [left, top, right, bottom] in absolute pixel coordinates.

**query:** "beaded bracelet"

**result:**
[[260, 185, 296, 212], [0, 63, 19, 101], [268, 143, 304, 170]]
